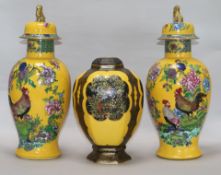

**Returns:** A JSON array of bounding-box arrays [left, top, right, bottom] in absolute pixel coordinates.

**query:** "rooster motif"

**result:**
[[162, 100, 180, 129], [9, 87, 31, 119], [175, 88, 206, 115]]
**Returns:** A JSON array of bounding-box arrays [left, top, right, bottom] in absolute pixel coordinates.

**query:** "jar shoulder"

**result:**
[[75, 68, 142, 83]]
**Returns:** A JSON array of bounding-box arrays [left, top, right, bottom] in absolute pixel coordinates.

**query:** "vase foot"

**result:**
[[87, 145, 131, 164], [15, 141, 61, 160], [156, 139, 202, 160]]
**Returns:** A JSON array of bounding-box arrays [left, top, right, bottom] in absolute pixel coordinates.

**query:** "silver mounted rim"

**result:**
[[20, 34, 60, 40], [91, 57, 124, 69], [159, 34, 199, 40]]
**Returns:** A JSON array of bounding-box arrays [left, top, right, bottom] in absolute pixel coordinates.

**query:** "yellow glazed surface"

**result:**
[[9, 56, 70, 159], [24, 22, 57, 35], [159, 5, 198, 40], [161, 22, 195, 35], [74, 70, 143, 146], [147, 56, 211, 159], [20, 5, 58, 40], [8, 5, 70, 159], [147, 6, 211, 159], [85, 71, 142, 145], [157, 138, 202, 159]]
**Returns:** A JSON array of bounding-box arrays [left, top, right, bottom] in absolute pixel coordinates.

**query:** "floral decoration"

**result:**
[[147, 95, 160, 119], [38, 64, 56, 85], [50, 60, 60, 70], [168, 23, 190, 32], [176, 62, 186, 71], [147, 58, 210, 147], [146, 63, 161, 91], [160, 65, 177, 91], [45, 99, 62, 115], [181, 69, 201, 92], [9, 61, 65, 151], [203, 78, 210, 93]]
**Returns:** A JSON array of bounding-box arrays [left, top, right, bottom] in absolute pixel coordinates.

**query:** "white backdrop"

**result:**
[[0, 0, 221, 175]]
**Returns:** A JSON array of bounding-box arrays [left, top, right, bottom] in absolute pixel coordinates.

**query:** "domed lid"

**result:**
[[159, 5, 198, 40], [20, 5, 59, 40], [91, 57, 124, 69]]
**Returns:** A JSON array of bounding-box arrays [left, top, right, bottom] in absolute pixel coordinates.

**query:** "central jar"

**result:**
[[73, 57, 143, 164]]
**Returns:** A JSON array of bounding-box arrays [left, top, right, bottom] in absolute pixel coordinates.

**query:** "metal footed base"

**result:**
[[87, 145, 131, 164]]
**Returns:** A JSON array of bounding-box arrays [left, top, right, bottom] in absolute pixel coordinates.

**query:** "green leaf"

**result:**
[[24, 77, 28, 84], [49, 96, 54, 101], [45, 87, 52, 93], [42, 98, 48, 102], [28, 79, 36, 88], [160, 75, 166, 82], [195, 86, 201, 94], [52, 85, 58, 94], [184, 92, 192, 98]]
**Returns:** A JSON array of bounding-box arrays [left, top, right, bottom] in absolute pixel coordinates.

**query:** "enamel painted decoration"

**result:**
[[73, 57, 143, 164], [8, 5, 70, 159], [146, 6, 211, 159]]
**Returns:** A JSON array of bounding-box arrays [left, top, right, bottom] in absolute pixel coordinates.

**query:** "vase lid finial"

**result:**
[[36, 4, 45, 22], [20, 4, 59, 40], [173, 5, 183, 23], [159, 5, 198, 40]]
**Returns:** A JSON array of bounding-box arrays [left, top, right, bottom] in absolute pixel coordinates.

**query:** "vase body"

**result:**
[[146, 39, 211, 159], [8, 38, 70, 159], [73, 57, 143, 164]]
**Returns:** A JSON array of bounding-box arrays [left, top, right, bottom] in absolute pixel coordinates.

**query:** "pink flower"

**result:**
[[39, 65, 56, 85], [45, 100, 62, 115], [50, 60, 60, 69], [149, 63, 160, 81], [44, 23, 49, 27], [181, 70, 201, 92]]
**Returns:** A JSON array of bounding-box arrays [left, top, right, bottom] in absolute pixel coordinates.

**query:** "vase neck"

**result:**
[[165, 40, 192, 59], [26, 39, 54, 59]]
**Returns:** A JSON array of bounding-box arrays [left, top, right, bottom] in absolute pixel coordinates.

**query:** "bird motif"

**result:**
[[162, 100, 180, 129], [175, 88, 206, 115], [97, 99, 103, 113], [9, 87, 31, 119]]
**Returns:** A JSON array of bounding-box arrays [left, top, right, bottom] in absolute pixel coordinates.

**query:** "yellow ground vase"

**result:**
[[146, 6, 211, 160], [8, 5, 71, 159]]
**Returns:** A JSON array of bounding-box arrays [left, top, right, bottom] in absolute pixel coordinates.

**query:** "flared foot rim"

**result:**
[[16, 150, 61, 160], [156, 148, 202, 160], [87, 145, 131, 164]]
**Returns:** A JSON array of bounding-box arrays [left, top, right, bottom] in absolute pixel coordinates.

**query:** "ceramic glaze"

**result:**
[[73, 57, 143, 164], [146, 6, 211, 159], [8, 5, 70, 159]]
